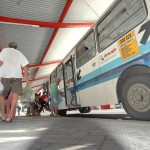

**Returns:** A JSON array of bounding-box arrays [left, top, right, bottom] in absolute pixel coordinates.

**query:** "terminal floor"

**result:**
[[0, 109, 150, 150]]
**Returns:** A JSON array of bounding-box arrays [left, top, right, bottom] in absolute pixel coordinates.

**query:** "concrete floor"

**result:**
[[0, 109, 150, 150]]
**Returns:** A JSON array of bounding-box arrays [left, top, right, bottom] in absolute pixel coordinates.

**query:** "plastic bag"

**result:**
[[20, 83, 35, 103], [0, 80, 4, 95]]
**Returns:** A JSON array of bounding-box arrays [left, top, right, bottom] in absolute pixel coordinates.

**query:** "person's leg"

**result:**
[[39, 102, 43, 113], [6, 78, 22, 121], [69, 99, 74, 108], [33, 107, 37, 115], [47, 101, 50, 110], [31, 108, 34, 116], [4, 100, 8, 114], [34, 107, 38, 115], [50, 94, 57, 116], [18, 106, 21, 115], [0, 78, 10, 120], [54, 107, 58, 116], [43, 101, 47, 111], [16, 106, 19, 114], [39, 101, 45, 113], [0, 95, 6, 120], [20, 106, 22, 113], [50, 101, 54, 116], [32, 104, 38, 116], [54, 100, 60, 116], [7, 93, 18, 120], [26, 106, 31, 116]]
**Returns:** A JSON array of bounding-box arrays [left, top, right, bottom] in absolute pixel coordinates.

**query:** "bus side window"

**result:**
[[97, 0, 147, 52], [56, 65, 63, 81], [76, 31, 96, 68]]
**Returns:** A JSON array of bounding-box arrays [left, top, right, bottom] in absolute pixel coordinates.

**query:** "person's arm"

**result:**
[[22, 65, 29, 84], [44, 96, 48, 102], [57, 83, 65, 97], [0, 60, 3, 66], [20, 52, 29, 83], [0, 50, 4, 67]]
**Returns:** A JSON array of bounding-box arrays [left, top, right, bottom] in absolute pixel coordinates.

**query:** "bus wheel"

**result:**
[[58, 109, 67, 116], [79, 107, 91, 113], [121, 75, 150, 120]]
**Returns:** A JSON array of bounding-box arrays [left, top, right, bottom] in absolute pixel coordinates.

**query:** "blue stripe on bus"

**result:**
[[77, 55, 150, 91], [76, 41, 150, 91]]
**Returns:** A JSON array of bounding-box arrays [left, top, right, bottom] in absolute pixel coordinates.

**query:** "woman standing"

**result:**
[[50, 78, 64, 116]]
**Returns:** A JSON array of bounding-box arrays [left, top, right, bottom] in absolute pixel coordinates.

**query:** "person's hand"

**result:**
[[26, 77, 30, 85], [61, 93, 65, 97]]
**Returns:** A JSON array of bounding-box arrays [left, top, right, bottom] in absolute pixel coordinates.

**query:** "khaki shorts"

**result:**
[[1, 78, 23, 97]]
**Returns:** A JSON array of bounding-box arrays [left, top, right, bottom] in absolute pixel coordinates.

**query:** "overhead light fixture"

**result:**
[[0, 22, 39, 27], [31, 25, 40, 27]]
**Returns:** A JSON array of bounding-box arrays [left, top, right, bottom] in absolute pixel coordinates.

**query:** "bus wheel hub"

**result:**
[[127, 84, 150, 112], [134, 93, 143, 102]]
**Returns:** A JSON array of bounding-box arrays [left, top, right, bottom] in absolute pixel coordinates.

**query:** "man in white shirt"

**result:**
[[0, 42, 29, 122]]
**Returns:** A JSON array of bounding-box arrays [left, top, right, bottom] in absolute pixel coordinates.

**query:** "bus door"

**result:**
[[63, 56, 79, 107], [75, 30, 106, 107]]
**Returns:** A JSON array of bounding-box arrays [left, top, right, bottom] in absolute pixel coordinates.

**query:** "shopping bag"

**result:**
[[20, 83, 35, 103]]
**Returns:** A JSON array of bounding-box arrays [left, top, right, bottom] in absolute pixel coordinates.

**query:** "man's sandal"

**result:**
[[6, 118, 12, 123]]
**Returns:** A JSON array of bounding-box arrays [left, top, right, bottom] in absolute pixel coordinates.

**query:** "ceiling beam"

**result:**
[[22, 76, 48, 82], [0, 16, 94, 28], [27, 60, 62, 68], [31, 0, 74, 85], [31, 84, 42, 88], [40, 0, 73, 64]]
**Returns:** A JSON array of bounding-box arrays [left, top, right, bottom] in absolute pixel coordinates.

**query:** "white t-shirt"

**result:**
[[0, 48, 29, 78]]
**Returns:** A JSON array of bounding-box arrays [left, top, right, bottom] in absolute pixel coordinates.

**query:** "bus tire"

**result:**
[[58, 109, 67, 116], [79, 107, 91, 113], [121, 75, 150, 121]]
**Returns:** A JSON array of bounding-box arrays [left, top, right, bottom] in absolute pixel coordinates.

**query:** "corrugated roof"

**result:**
[[0, 0, 116, 92], [0, 0, 67, 21]]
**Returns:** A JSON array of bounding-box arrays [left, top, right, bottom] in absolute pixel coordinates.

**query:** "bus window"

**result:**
[[64, 62, 72, 82], [97, 0, 147, 52], [76, 31, 96, 68], [56, 65, 63, 81]]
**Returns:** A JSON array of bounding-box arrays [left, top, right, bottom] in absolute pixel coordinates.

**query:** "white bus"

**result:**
[[49, 0, 150, 120]]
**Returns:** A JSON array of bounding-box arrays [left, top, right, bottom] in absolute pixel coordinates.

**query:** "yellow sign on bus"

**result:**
[[118, 31, 139, 61]]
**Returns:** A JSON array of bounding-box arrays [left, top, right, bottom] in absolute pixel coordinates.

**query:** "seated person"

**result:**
[[31, 93, 40, 116], [26, 93, 40, 116], [38, 92, 48, 114]]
